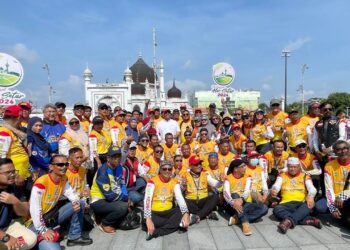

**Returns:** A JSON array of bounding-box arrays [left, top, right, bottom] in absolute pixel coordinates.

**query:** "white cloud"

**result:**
[[262, 83, 271, 90], [182, 59, 192, 69], [283, 37, 311, 52], [12, 43, 38, 63]]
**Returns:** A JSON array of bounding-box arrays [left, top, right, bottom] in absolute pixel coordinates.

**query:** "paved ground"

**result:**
[[63, 209, 350, 250]]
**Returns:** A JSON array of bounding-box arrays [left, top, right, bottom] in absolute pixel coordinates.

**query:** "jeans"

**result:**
[[314, 198, 329, 214], [29, 200, 85, 250], [227, 193, 268, 223], [273, 201, 312, 225], [128, 177, 146, 205], [90, 199, 128, 227]]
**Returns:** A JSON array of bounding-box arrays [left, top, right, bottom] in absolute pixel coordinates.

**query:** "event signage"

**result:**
[[211, 62, 235, 97], [0, 52, 26, 104]]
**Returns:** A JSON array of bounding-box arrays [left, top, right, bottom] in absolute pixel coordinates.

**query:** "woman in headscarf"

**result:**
[[220, 114, 234, 141], [59, 116, 89, 158], [125, 117, 140, 143], [27, 117, 51, 179]]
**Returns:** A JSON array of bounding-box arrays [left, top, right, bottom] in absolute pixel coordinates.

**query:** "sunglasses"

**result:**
[[323, 108, 333, 111], [184, 134, 191, 137], [297, 144, 307, 148], [200, 133, 208, 136], [69, 121, 79, 125], [161, 167, 172, 172], [141, 139, 149, 142], [175, 159, 182, 162], [183, 113, 190, 116], [271, 104, 280, 107], [234, 113, 241, 116], [52, 162, 69, 167], [155, 150, 163, 153], [335, 147, 349, 151], [100, 107, 108, 110]]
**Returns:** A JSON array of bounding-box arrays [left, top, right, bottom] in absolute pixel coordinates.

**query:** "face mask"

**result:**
[[249, 158, 259, 166]]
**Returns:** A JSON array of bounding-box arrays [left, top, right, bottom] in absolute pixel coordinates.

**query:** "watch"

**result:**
[[1, 234, 10, 243]]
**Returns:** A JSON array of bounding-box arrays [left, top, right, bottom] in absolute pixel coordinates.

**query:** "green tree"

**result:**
[[326, 92, 350, 113], [286, 102, 302, 114], [258, 103, 269, 113]]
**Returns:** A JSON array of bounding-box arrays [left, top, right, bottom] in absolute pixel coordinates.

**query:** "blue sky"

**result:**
[[1, 0, 350, 107]]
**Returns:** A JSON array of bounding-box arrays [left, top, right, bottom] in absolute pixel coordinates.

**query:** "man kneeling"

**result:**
[[272, 157, 321, 234]]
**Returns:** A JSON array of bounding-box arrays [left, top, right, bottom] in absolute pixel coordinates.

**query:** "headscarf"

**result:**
[[125, 117, 140, 143], [27, 117, 49, 151], [65, 115, 89, 147]]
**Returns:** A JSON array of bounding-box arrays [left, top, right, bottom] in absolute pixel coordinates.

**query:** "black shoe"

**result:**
[[207, 211, 219, 221], [67, 236, 93, 246], [146, 232, 158, 241]]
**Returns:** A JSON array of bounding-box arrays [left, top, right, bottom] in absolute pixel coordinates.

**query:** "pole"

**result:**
[[42, 64, 52, 103], [152, 27, 158, 106], [301, 64, 308, 115], [282, 51, 290, 111]]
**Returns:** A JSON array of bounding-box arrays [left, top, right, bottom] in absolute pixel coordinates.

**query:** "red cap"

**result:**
[[18, 101, 32, 109], [115, 110, 126, 116], [247, 150, 259, 158], [232, 123, 241, 129], [4, 105, 22, 117], [189, 155, 202, 165]]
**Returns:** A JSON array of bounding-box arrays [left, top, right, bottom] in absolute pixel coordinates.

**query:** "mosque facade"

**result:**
[[83, 55, 189, 115]]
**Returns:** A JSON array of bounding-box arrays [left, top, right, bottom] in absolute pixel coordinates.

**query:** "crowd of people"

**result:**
[[0, 97, 349, 249]]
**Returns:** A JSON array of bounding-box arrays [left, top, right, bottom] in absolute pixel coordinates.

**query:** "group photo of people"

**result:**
[[0, 97, 349, 250]]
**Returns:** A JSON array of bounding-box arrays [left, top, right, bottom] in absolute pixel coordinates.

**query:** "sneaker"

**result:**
[[278, 218, 292, 234], [242, 222, 252, 236], [228, 215, 239, 226], [189, 214, 200, 226], [305, 217, 322, 229], [207, 211, 219, 221]]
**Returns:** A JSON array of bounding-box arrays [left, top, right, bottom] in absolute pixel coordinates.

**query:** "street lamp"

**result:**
[[300, 64, 309, 115], [282, 50, 291, 111], [42, 64, 53, 103]]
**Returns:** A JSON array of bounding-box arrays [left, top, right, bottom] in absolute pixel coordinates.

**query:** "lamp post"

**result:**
[[42, 64, 53, 103], [300, 64, 309, 115], [282, 50, 291, 111]]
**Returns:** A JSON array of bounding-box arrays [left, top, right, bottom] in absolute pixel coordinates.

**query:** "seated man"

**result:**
[[0, 158, 36, 250], [144, 161, 190, 240], [142, 145, 163, 182], [29, 155, 92, 249], [224, 159, 268, 236], [182, 156, 223, 224], [162, 133, 179, 161], [323, 140, 350, 226], [90, 146, 129, 234], [272, 157, 320, 234]]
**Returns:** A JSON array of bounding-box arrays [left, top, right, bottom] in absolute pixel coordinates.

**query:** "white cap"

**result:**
[[295, 139, 307, 147], [129, 141, 137, 149], [287, 157, 300, 166]]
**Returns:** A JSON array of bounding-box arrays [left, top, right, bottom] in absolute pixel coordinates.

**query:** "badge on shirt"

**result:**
[[102, 184, 110, 191]]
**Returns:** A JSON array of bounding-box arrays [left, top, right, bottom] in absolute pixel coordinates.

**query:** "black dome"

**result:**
[[131, 82, 146, 95], [129, 56, 156, 84], [167, 80, 181, 98]]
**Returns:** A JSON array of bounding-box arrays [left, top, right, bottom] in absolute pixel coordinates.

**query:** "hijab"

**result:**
[[65, 116, 89, 147], [125, 117, 140, 143], [27, 117, 49, 151]]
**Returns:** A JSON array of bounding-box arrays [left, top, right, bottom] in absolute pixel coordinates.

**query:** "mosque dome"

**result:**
[[129, 56, 157, 83], [131, 82, 146, 95], [167, 79, 181, 98]]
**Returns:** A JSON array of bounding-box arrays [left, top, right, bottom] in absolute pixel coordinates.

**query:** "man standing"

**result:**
[[18, 101, 32, 129], [272, 157, 320, 234], [54, 102, 67, 125], [284, 109, 311, 149], [266, 98, 288, 141], [73, 103, 90, 133], [84, 105, 92, 123], [156, 109, 180, 144], [41, 104, 66, 154]]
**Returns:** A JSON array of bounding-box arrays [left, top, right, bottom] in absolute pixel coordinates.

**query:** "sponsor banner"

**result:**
[[211, 62, 235, 97]]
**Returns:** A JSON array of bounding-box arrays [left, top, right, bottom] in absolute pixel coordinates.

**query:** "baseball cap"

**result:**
[[116, 110, 126, 116], [153, 106, 160, 110], [18, 101, 32, 109], [222, 113, 232, 120], [247, 150, 259, 158], [229, 159, 245, 169], [73, 103, 85, 109], [189, 155, 202, 165], [270, 98, 281, 106], [107, 146, 122, 157], [209, 103, 216, 108], [98, 103, 108, 110], [208, 152, 218, 158], [194, 109, 202, 113], [55, 102, 66, 109], [295, 139, 307, 147], [4, 105, 22, 117], [255, 109, 264, 114], [173, 109, 180, 113], [232, 123, 241, 130], [201, 114, 208, 120], [129, 141, 137, 149], [160, 160, 173, 168], [92, 116, 104, 124], [194, 116, 201, 122], [288, 108, 299, 114]]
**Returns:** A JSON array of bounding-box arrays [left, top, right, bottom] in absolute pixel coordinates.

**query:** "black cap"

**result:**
[[229, 159, 244, 169], [98, 103, 108, 110], [92, 116, 104, 124], [73, 103, 85, 109], [209, 103, 216, 108], [107, 146, 122, 157], [55, 102, 66, 109]]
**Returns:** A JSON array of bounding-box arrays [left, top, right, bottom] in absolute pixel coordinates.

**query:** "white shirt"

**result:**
[[156, 119, 180, 144]]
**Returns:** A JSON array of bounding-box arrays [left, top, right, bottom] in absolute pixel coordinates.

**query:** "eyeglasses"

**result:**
[[141, 139, 149, 142], [184, 134, 191, 137], [183, 113, 189, 116], [212, 117, 219, 120], [323, 108, 333, 111], [201, 119, 207, 121], [297, 144, 307, 148], [0, 170, 19, 176], [175, 160, 182, 162], [200, 133, 208, 136], [271, 104, 280, 107], [161, 167, 172, 172], [100, 107, 108, 110], [234, 113, 241, 116], [335, 147, 349, 151], [69, 121, 79, 125], [51, 162, 69, 167], [155, 150, 163, 153]]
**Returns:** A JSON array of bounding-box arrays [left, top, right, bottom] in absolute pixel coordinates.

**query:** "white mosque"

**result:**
[[83, 54, 190, 115]]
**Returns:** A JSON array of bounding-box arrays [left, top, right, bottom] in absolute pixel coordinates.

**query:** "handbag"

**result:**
[[43, 205, 60, 228], [119, 209, 141, 230]]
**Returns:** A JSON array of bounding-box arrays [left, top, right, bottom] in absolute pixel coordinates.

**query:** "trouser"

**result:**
[[4, 221, 37, 250], [256, 142, 272, 155], [148, 207, 183, 236], [226, 193, 268, 223], [273, 201, 312, 225], [87, 154, 107, 187], [185, 194, 219, 219], [90, 199, 128, 227], [128, 177, 146, 205], [29, 200, 85, 250], [340, 199, 350, 228]]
